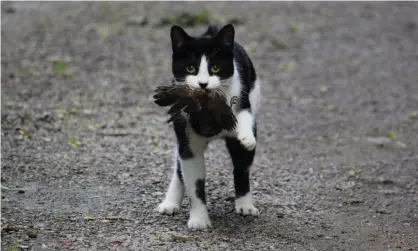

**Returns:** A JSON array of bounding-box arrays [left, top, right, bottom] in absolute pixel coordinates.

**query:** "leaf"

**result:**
[[52, 61, 67, 75], [395, 141, 407, 148], [110, 240, 123, 245], [69, 137, 84, 148], [62, 241, 72, 247], [19, 129, 30, 137], [151, 141, 158, 147], [290, 22, 304, 33], [69, 108, 79, 115], [5, 240, 19, 251], [386, 130, 397, 139], [326, 104, 336, 111], [168, 232, 196, 242], [279, 61, 297, 72], [347, 169, 355, 176], [320, 86, 328, 93], [16, 67, 25, 76], [88, 124, 101, 130], [84, 215, 94, 221]]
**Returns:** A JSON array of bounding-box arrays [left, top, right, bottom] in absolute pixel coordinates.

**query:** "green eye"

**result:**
[[186, 66, 196, 73], [211, 65, 220, 73]]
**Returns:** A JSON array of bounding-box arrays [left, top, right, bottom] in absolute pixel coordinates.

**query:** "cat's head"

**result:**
[[170, 24, 235, 90]]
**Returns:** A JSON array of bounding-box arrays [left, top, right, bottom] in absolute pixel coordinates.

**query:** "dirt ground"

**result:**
[[1, 2, 417, 251]]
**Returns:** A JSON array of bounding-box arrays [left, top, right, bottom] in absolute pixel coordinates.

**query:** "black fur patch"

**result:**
[[225, 123, 257, 198], [173, 114, 193, 159], [176, 159, 183, 183], [171, 24, 235, 83], [195, 179, 206, 204]]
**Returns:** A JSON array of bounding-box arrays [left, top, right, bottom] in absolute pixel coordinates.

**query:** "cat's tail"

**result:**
[[202, 24, 221, 37]]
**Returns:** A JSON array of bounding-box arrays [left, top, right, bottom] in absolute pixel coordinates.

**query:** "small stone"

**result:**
[[26, 230, 38, 238], [366, 137, 391, 145]]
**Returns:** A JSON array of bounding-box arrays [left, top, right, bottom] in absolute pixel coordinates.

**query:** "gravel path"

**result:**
[[1, 2, 418, 251]]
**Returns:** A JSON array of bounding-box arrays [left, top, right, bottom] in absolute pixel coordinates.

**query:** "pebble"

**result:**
[[26, 230, 38, 238], [366, 137, 391, 145]]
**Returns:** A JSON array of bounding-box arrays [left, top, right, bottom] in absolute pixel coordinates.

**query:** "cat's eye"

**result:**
[[211, 65, 220, 73], [186, 65, 196, 73]]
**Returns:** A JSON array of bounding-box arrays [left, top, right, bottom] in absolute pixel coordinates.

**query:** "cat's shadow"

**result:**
[[180, 201, 294, 242]]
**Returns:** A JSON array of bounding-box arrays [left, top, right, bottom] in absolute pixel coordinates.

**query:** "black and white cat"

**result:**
[[157, 24, 261, 230]]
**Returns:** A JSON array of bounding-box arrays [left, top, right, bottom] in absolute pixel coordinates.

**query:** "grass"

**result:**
[[69, 137, 84, 148], [5, 240, 18, 251]]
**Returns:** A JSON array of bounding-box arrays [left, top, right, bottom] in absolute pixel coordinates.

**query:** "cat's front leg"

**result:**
[[226, 109, 259, 216], [174, 116, 211, 229], [180, 129, 211, 229], [235, 110, 256, 151]]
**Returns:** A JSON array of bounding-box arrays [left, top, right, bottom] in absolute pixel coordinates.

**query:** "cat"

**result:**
[[157, 23, 261, 230]]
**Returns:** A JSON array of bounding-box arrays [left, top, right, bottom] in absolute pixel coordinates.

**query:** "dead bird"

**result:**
[[153, 84, 238, 136]]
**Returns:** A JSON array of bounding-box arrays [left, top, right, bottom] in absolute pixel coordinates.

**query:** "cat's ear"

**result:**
[[215, 24, 235, 46], [170, 25, 191, 50]]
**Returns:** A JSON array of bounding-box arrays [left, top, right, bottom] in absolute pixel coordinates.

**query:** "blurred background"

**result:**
[[1, 2, 417, 251]]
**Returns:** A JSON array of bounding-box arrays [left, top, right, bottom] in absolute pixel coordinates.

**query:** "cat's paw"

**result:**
[[237, 131, 256, 151], [157, 201, 180, 215], [235, 194, 259, 216], [187, 215, 212, 230], [235, 204, 259, 216]]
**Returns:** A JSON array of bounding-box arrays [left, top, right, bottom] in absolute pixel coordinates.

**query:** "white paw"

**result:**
[[235, 194, 259, 216], [157, 201, 180, 215], [235, 204, 260, 216], [237, 131, 256, 151], [187, 215, 212, 230]]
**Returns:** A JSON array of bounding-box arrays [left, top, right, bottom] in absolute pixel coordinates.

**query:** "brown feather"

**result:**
[[153, 84, 237, 134]]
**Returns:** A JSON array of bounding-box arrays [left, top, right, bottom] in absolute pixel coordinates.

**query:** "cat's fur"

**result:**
[[157, 24, 261, 229]]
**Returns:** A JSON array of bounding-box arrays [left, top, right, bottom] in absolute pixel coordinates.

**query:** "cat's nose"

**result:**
[[199, 82, 208, 89]]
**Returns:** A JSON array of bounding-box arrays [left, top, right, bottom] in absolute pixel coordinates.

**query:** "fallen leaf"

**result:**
[[19, 129, 30, 137], [406, 111, 417, 119], [386, 130, 397, 139], [110, 240, 123, 245], [84, 215, 94, 221], [151, 141, 158, 147], [290, 22, 304, 33], [52, 61, 67, 75], [320, 86, 328, 93], [395, 141, 407, 148], [88, 124, 101, 130], [69, 137, 84, 148], [326, 104, 336, 111], [279, 61, 297, 72], [62, 241, 72, 247], [169, 232, 196, 242], [69, 108, 79, 115]]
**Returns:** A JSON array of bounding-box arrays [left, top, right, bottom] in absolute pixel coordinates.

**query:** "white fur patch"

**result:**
[[185, 55, 221, 90], [236, 110, 256, 151], [181, 130, 212, 229], [157, 149, 185, 215], [249, 79, 261, 116], [235, 193, 259, 216], [188, 206, 212, 229]]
